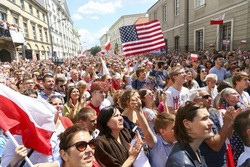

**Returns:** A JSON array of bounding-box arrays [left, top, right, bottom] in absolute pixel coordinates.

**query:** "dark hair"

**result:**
[[157, 61, 165, 69], [22, 89, 38, 97], [120, 89, 137, 109], [138, 89, 147, 108], [75, 108, 96, 122], [233, 110, 250, 145], [217, 81, 232, 93], [55, 77, 66, 85], [213, 54, 223, 61], [136, 67, 145, 77], [97, 105, 118, 136], [229, 66, 240, 73], [59, 124, 89, 151], [154, 113, 175, 134], [66, 86, 79, 102], [42, 73, 54, 82], [174, 102, 206, 146]]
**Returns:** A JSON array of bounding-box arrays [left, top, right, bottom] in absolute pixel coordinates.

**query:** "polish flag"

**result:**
[[105, 38, 111, 51], [210, 14, 225, 25], [124, 59, 132, 67], [145, 61, 153, 67], [241, 40, 247, 44], [190, 54, 198, 61], [209, 44, 214, 48], [0, 84, 56, 155]]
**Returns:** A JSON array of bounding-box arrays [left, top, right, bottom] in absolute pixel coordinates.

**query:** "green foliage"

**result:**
[[90, 45, 101, 56]]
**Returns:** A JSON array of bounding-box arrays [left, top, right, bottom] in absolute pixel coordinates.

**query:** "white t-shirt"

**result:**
[[238, 91, 250, 111], [142, 107, 157, 133], [166, 86, 190, 110]]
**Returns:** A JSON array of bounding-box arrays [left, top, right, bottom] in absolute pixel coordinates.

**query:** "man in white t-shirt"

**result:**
[[165, 66, 190, 114]]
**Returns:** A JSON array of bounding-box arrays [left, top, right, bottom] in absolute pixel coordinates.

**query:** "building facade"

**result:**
[[100, 33, 109, 51], [44, 0, 81, 60], [148, 0, 250, 52], [0, 0, 50, 61], [101, 13, 147, 55]]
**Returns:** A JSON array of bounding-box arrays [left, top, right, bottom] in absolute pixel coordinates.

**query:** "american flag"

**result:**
[[119, 20, 165, 56]]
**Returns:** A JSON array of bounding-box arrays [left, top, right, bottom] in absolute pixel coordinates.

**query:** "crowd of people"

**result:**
[[0, 49, 249, 167]]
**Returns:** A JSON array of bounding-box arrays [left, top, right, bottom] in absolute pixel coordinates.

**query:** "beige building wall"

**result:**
[[147, 0, 250, 52], [0, 0, 51, 60]]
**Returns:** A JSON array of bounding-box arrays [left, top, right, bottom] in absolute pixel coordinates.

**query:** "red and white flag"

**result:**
[[210, 14, 225, 25], [191, 54, 198, 61], [0, 84, 56, 155], [241, 40, 247, 44], [119, 20, 165, 56], [105, 38, 111, 51]]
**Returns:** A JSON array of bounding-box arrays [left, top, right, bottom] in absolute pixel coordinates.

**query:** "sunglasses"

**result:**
[[67, 139, 96, 152], [201, 95, 211, 99], [201, 70, 206, 73], [59, 85, 66, 88]]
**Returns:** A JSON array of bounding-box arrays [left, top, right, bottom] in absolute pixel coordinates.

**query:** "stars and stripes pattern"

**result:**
[[119, 20, 165, 56]]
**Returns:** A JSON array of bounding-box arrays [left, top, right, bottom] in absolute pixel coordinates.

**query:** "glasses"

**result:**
[[51, 102, 63, 106], [25, 82, 34, 85], [59, 85, 66, 88], [201, 70, 206, 73], [67, 139, 96, 152], [177, 71, 186, 75], [201, 95, 211, 99], [231, 62, 238, 65], [146, 92, 154, 96]]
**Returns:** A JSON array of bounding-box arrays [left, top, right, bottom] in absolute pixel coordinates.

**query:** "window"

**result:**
[[23, 22, 29, 38], [175, 0, 180, 16], [163, 5, 167, 22], [0, 12, 6, 21], [37, 9, 40, 19], [39, 29, 43, 41], [32, 26, 36, 40], [43, 14, 45, 22], [29, 4, 33, 14], [20, 0, 24, 9], [195, 0, 205, 8], [13, 17, 18, 24], [154, 12, 157, 20], [45, 30, 48, 42], [175, 36, 179, 51], [195, 29, 204, 51], [219, 22, 231, 51]]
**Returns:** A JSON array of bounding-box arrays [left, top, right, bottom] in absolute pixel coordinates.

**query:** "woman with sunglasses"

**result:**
[[59, 124, 100, 167], [139, 89, 157, 133], [94, 105, 153, 167], [195, 66, 207, 88], [166, 102, 214, 167]]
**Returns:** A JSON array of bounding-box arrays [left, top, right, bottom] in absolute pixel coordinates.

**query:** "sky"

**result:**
[[66, 0, 158, 50]]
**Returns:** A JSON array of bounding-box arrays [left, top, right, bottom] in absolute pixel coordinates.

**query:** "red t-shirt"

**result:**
[[86, 103, 100, 116]]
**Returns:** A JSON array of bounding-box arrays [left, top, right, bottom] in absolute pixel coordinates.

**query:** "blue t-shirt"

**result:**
[[209, 66, 227, 81], [149, 135, 173, 167]]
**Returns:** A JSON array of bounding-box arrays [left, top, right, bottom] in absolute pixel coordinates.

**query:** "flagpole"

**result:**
[[5, 131, 34, 167]]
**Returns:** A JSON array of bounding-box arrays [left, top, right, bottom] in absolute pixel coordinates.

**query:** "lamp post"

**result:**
[[48, 18, 67, 64]]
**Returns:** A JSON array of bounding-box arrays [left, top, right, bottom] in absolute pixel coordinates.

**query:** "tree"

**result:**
[[90, 45, 101, 56]]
